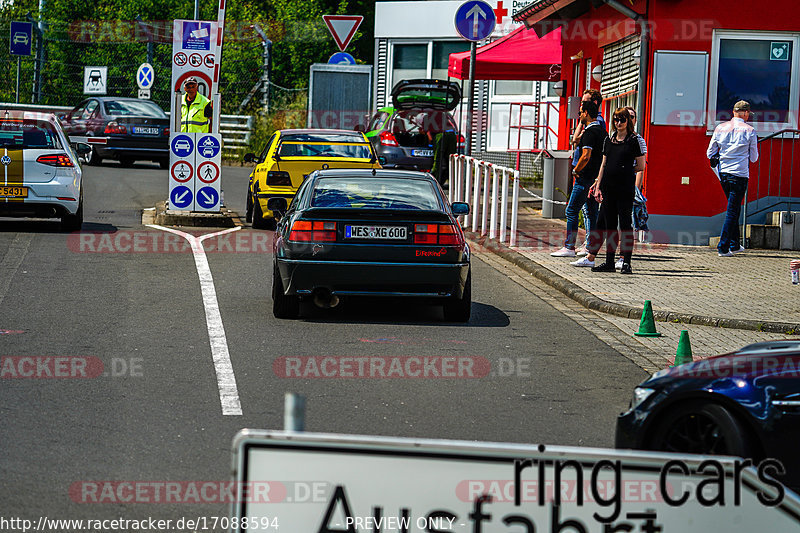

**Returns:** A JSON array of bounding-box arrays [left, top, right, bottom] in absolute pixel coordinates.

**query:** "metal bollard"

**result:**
[[284, 392, 306, 432]]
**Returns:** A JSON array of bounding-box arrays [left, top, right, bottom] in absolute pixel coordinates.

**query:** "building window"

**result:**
[[710, 31, 799, 131], [600, 35, 640, 98], [432, 41, 470, 80], [495, 80, 534, 95], [392, 44, 428, 86]]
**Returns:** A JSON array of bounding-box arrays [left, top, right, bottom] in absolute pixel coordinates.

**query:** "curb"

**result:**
[[467, 232, 800, 336], [153, 201, 239, 228]]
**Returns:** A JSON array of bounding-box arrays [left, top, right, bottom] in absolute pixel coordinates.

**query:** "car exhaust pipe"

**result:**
[[312, 288, 339, 309]]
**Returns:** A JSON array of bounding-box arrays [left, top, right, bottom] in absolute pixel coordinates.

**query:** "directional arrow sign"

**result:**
[[322, 15, 363, 52], [170, 185, 193, 209], [454, 0, 496, 41], [196, 186, 219, 209]]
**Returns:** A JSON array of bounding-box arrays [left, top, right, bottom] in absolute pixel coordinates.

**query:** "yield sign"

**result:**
[[322, 15, 363, 52]]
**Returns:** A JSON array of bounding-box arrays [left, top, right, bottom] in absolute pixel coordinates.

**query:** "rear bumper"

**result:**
[[82, 136, 169, 161], [374, 145, 433, 171], [277, 258, 469, 298]]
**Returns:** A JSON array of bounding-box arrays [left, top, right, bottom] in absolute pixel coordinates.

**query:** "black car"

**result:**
[[268, 169, 471, 321], [616, 340, 800, 490], [59, 97, 170, 168], [364, 79, 463, 181]]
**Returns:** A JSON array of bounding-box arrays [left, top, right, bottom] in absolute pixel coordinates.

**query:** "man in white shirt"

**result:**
[[707, 100, 759, 256]]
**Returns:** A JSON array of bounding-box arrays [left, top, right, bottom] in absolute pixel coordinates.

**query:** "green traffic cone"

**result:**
[[633, 300, 662, 337], [672, 330, 694, 367]]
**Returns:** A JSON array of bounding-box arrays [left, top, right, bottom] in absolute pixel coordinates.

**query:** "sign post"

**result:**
[[9, 21, 32, 103], [454, 0, 495, 156], [232, 431, 800, 532]]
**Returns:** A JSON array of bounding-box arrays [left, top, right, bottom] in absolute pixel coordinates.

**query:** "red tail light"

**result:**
[[104, 121, 127, 134], [414, 224, 463, 245], [379, 131, 399, 147], [163, 128, 170, 136], [457, 135, 466, 150], [288, 220, 337, 242], [267, 171, 292, 186], [36, 154, 74, 167]]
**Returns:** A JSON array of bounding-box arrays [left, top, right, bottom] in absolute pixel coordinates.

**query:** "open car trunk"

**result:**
[[391, 110, 458, 148]]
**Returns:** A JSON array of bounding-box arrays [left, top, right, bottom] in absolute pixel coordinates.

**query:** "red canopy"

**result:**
[[448, 26, 562, 81]]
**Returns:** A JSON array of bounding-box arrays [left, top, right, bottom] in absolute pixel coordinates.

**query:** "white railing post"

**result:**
[[448, 154, 455, 202], [510, 169, 520, 247], [489, 166, 499, 239], [456, 156, 464, 203], [481, 163, 491, 236], [471, 159, 481, 232], [500, 169, 509, 243]]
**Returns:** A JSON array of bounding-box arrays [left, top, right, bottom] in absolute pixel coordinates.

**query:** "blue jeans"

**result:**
[[718, 173, 748, 253], [565, 181, 599, 250]]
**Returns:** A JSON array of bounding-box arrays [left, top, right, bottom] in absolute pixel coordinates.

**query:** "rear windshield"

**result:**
[[311, 177, 440, 210], [104, 100, 166, 118], [0, 119, 60, 149], [281, 133, 364, 143], [278, 142, 372, 159]]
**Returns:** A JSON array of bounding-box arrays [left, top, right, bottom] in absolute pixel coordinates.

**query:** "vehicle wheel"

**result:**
[[119, 157, 134, 168], [246, 192, 253, 223], [272, 264, 299, 319], [61, 193, 84, 232], [85, 146, 101, 166], [158, 159, 169, 169], [443, 270, 471, 322], [648, 402, 753, 457], [252, 196, 269, 229]]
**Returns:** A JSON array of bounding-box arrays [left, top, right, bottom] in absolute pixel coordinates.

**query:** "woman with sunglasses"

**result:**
[[583, 108, 646, 274]]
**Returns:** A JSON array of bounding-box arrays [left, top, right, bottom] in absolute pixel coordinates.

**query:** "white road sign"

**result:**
[[232, 431, 800, 533], [137, 63, 154, 89], [83, 66, 107, 95]]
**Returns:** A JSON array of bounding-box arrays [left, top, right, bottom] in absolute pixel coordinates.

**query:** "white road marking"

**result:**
[[148, 224, 243, 416]]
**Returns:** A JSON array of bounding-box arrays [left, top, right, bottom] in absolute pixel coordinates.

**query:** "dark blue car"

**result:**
[[616, 340, 800, 490]]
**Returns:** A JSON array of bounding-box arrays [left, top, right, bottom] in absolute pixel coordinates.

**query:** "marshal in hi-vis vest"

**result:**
[[180, 93, 211, 133]]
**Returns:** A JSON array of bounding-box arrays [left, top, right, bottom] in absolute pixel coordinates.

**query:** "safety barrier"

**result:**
[[448, 154, 519, 247], [0, 102, 251, 158]]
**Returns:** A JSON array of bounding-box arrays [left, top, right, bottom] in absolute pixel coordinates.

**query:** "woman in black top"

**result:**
[[583, 108, 646, 274]]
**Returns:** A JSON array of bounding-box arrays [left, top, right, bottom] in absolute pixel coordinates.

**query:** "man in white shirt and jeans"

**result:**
[[707, 100, 759, 257]]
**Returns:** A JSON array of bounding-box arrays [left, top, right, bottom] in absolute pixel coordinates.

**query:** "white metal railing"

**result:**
[[0, 102, 251, 156], [448, 154, 519, 247]]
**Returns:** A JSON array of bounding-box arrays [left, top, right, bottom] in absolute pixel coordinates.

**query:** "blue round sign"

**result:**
[[197, 135, 221, 159], [454, 0, 496, 42], [170, 185, 193, 209], [196, 186, 219, 209], [328, 52, 356, 65], [171, 135, 194, 157]]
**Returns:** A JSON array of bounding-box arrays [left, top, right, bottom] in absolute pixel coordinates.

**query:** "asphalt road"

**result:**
[[0, 162, 647, 522]]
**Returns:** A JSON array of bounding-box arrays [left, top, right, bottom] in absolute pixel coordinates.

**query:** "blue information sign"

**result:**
[[197, 135, 221, 158], [196, 186, 219, 209], [454, 1, 496, 42], [170, 186, 193, 209], [171, 135, 194, 157], [328, 52, 356, 65], [9, 21, 33, 57], [182, 22, 211, 51]]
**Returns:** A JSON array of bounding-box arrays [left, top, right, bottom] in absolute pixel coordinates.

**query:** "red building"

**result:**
[[514, 0, 800, 244]]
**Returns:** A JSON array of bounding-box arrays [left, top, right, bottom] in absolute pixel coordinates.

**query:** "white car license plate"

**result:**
[[133, 127, 159, 135], [345, 225, 407, 240], [412, 149, 433, 157]]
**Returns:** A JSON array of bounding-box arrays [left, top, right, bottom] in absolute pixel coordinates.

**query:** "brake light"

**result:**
[[457, 134, 466, 150], [288, 220, 337, 242], [379, 130, 398, 147], [414, 224, 462, 245], [36, 154, 74, 167], [104, 121, 127, 134], [267, 171, 292, 186], [163, 128, 170, 136]]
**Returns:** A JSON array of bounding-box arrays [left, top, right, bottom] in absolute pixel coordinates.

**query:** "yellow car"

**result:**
[[244, 129, 381, 229]]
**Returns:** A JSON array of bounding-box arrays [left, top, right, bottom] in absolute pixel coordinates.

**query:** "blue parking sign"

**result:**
[[9, 22, 33, 57]]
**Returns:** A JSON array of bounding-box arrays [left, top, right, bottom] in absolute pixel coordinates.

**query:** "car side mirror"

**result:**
[[353, 124, 365, 132], [378, 156, 387, 166], [451, 202, 470, 216], [243, 152, 258, 163], [267, 197, 288, 217], [73, 142, 92, 156]]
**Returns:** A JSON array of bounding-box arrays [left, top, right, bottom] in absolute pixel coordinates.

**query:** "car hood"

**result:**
[[391, 79, 461, 111]]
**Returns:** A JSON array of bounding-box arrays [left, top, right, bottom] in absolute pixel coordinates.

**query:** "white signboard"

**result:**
[[170, 19, 219, 118], [168, 132, 222, 212], [83, 66, 107, 95], [232, 431, 800, 533]]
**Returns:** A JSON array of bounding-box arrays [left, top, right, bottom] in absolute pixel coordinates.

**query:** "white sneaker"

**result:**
[[718, 251, 734, 257], [731, 246, 745, 254], [570, 256, 595, 267], [576, 247, 589, 256], [551, 247, 576, 257], [615, 258, 624, 270]]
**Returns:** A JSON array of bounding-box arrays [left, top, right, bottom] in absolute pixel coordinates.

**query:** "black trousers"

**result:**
[[588, 189, 634, 264]]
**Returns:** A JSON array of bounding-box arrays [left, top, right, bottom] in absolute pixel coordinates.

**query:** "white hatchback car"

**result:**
[[0, 110, 89, 231]]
